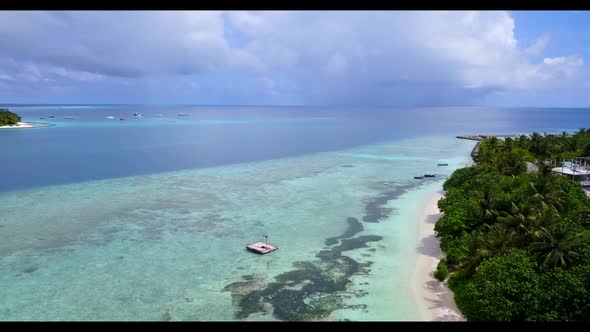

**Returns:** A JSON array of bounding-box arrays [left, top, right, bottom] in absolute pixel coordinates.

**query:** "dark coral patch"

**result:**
[[224, 218, 380, 320], [22, 265, 39, 274], [324, 217, 363, 246], [224, 177, 441, 320], [362, 179, 439, 223]]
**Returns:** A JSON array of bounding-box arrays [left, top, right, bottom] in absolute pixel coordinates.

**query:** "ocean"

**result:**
[[0, 105, 588, 320]]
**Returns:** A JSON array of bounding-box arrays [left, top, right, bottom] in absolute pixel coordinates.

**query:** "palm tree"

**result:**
[[496, 202, 561, 248], [482, 224, 515, 256], [517, 134, 530, 150], [504, 137, 514, 151], [529, 224, 590, 268], [528, 167, 565, 212], [497, 201, 525, 223], [530, 132, 544, 158], [488, 136, 500, 153], [458, 230, 492, 277], [479, 188, 500, 221]]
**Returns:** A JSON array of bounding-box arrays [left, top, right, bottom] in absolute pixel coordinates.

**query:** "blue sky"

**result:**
[[0, 11, 589, 107]]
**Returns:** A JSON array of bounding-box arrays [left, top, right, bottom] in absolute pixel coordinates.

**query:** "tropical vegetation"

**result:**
[[0, 108, 21, 126], [436, 129, 590, 321]]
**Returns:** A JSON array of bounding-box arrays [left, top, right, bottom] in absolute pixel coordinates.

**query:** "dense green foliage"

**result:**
[[476, 131, 590, 166], [434, 259, 449, 281], [0, 108, 21, 126], [437, 129, 590, 321]]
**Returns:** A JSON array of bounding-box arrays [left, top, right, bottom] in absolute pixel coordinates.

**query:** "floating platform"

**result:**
[[246, 242, 278, 254]]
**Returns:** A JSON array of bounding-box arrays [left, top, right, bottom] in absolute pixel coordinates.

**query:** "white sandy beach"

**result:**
[[0, 122, 49, 129], [0, 122, 37, 129], [412, 191, 464, 321]]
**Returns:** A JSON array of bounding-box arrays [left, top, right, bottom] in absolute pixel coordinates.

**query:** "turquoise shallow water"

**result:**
[[0, 135, 474, 321]]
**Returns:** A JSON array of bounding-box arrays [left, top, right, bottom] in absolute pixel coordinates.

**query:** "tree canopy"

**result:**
[[437, 130, 590, 321], [0, 109, 21, 126]]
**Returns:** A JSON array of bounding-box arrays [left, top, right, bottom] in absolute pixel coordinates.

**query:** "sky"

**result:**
[[0, 11, 589, 107]]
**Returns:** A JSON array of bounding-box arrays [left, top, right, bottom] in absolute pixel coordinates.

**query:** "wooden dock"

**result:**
[[456, 135, 485, 141], [456, 134, 520, 141], [246, 241, 278, 254]]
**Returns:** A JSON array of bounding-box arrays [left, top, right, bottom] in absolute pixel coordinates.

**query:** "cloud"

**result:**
[[0, 11, 588, 105], [0, 11, 248, 78], [525, 35, 551, 56], [543, 55, 583, 66], [226, 11, 534, 105]]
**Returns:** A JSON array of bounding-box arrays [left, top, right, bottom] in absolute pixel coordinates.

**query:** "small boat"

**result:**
[[424, 174, 436, 177], [48, 115, 55, 118], [39, 117, 45, 119], [133, 113, 143, 118], [437, 163, 448, 166], [106, 116, 115, 119], [120, 118, 125, 121], [414, 176, 424, 179]]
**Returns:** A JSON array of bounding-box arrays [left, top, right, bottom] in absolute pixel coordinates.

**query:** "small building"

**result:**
[[552, 166, 590, 181], [551, 157, 590, 181]]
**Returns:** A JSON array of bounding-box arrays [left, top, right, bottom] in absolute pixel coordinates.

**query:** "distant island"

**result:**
[[0, 108, 50, 129], [0, 108, 21, 126], [435, 130, 590, 321]]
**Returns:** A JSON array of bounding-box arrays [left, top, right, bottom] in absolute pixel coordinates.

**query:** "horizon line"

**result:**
[[2, 103, 590, 109]]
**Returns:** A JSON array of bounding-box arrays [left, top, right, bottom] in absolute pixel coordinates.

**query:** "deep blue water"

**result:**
[[1, 105, 589, 192]]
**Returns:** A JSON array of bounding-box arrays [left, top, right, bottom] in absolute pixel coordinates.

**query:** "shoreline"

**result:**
[[0, 121, 53, 129], [412, 189, 464, 321]]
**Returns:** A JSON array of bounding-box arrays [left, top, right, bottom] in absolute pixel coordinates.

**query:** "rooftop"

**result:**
[[551, 167, 590, 176]]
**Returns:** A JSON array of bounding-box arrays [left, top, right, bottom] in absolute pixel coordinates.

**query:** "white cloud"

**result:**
[[0, 11, 588, 105], [226, 11, 590, 104], [543, 55, 583, 66], [526, 35, 551, 56], [540, 55, 584, 80], [52, 67, 106, 82], [0, 11, 240, 77]]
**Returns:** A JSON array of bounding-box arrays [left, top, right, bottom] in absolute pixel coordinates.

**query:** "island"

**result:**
[[0, 108, 51, 129], [434, 130, 590, 321]]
